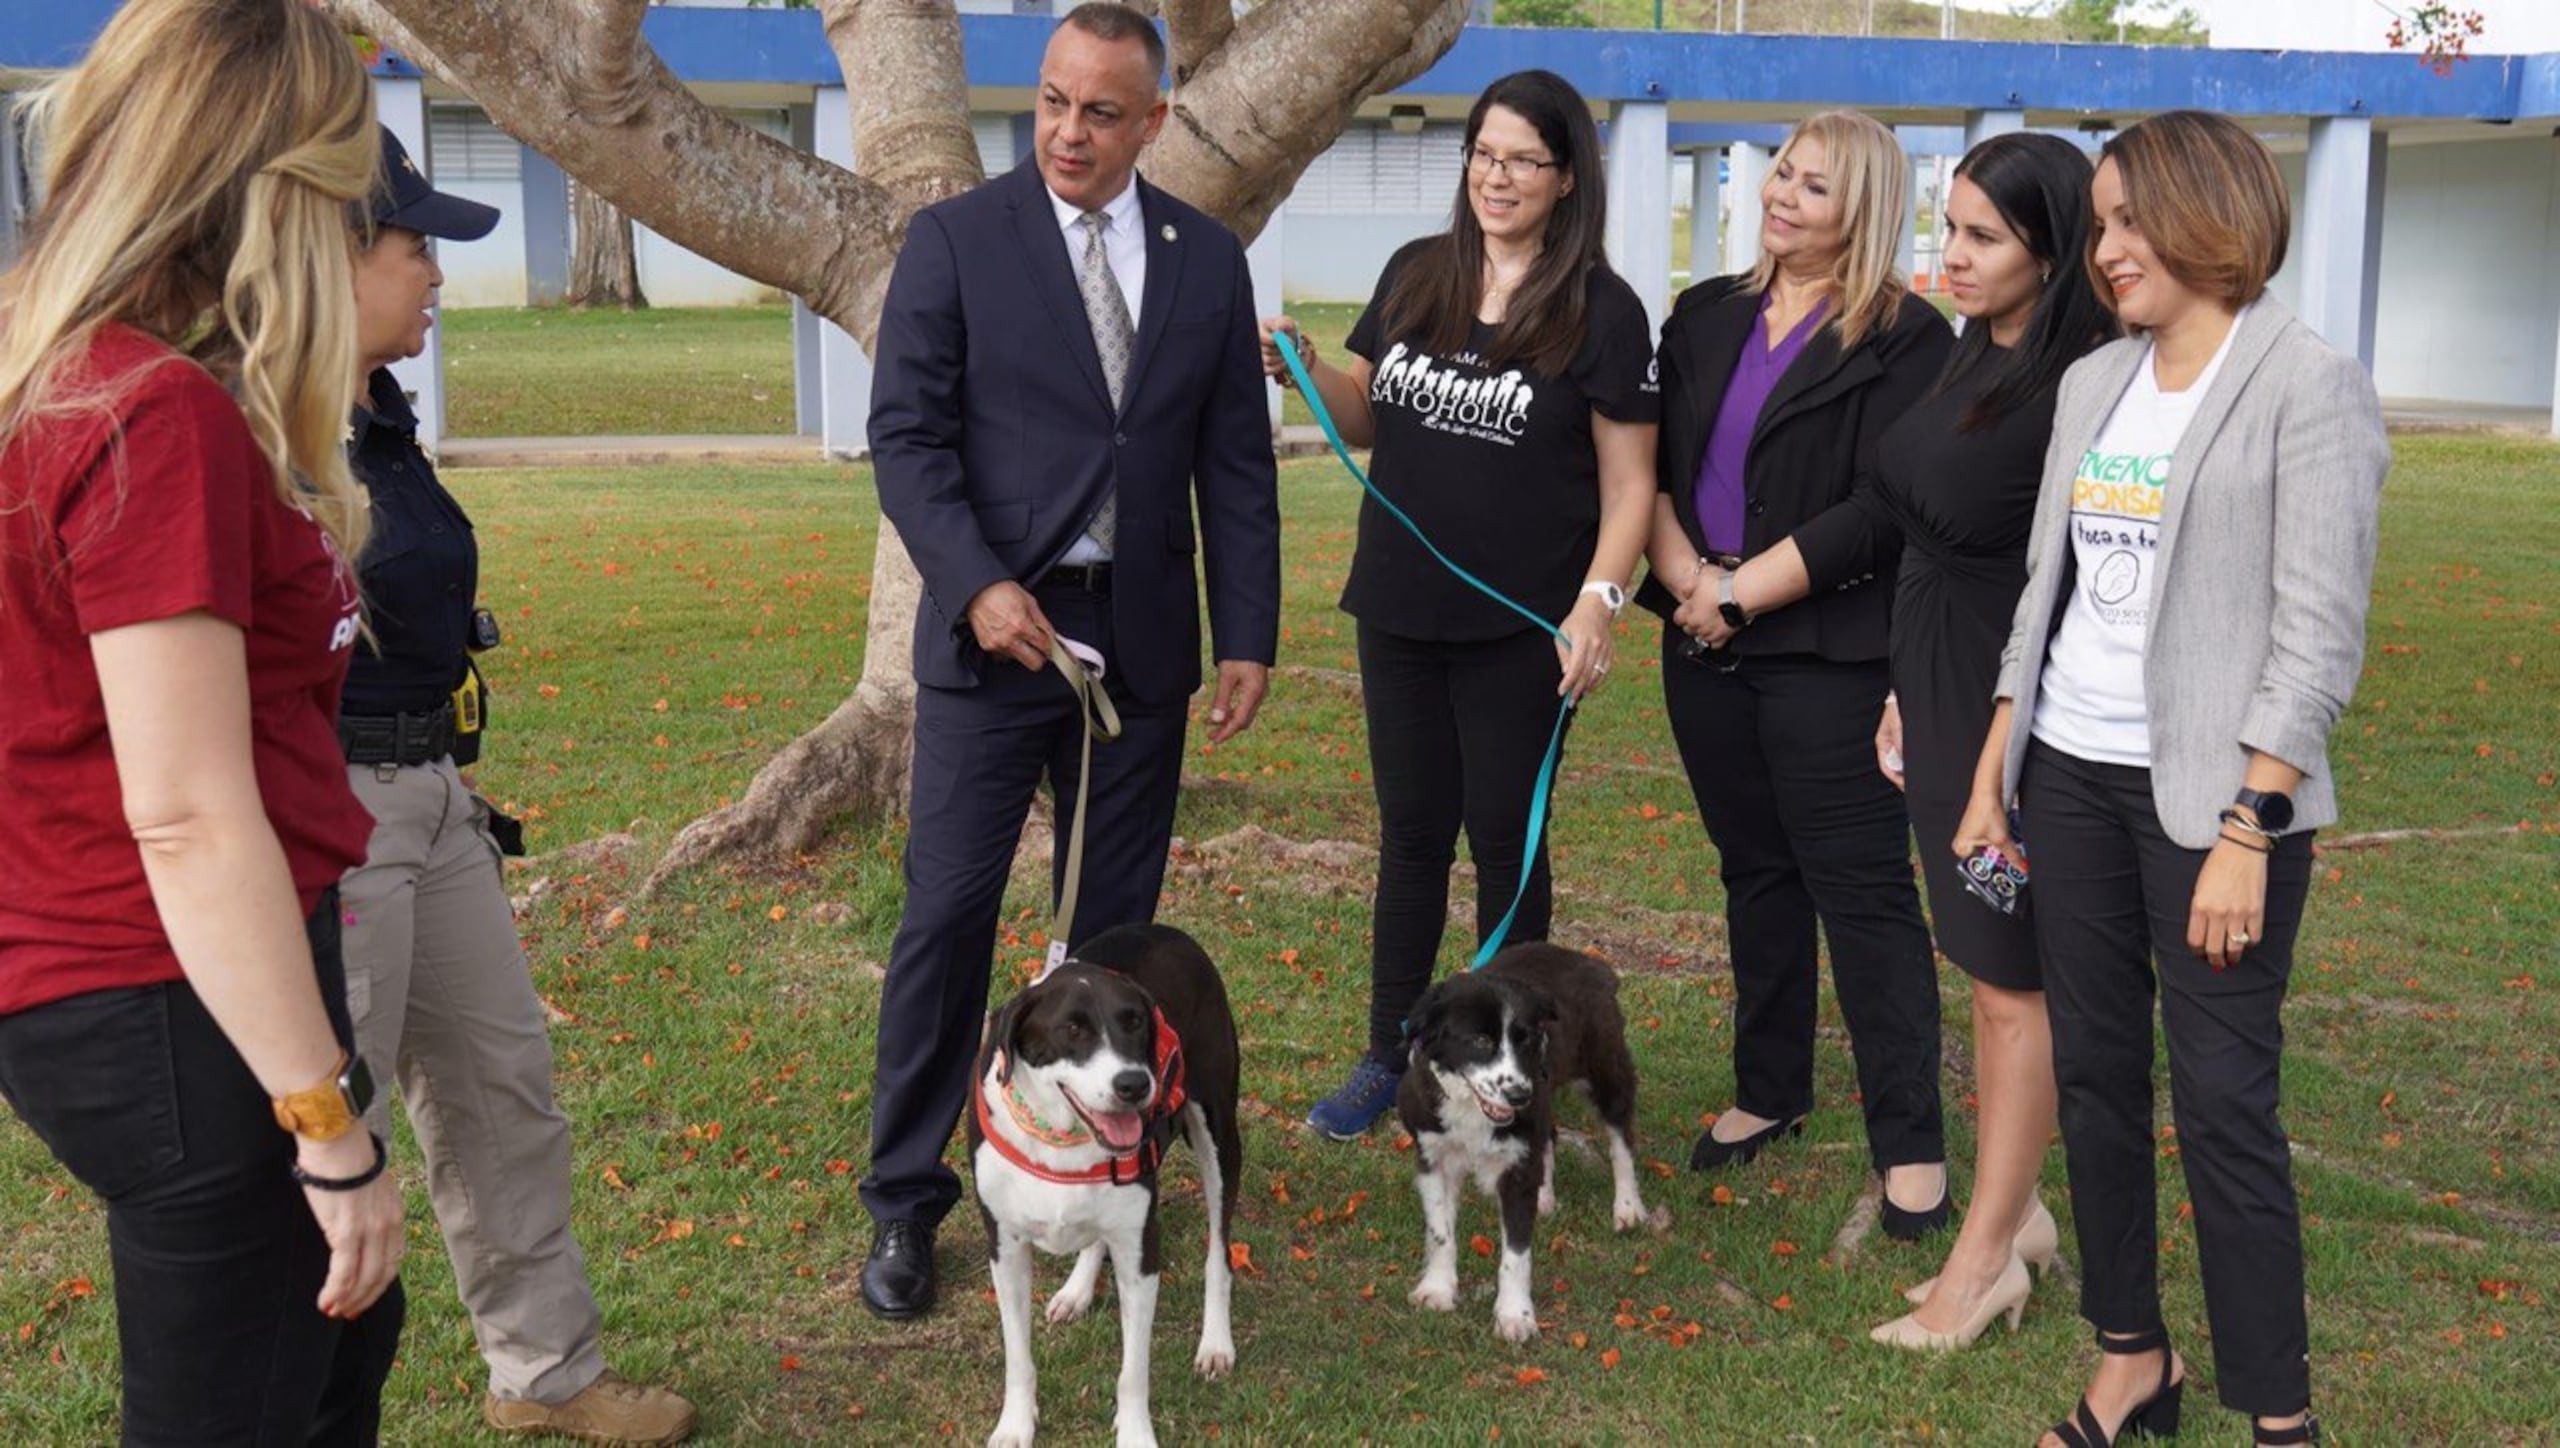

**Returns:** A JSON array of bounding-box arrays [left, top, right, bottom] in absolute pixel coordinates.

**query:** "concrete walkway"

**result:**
[[2381, 397, 2554, 437], [433, 409, 2551, 471], [436, 427, 1344, 469]]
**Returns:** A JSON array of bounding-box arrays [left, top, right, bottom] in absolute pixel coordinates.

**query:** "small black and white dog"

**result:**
[[968, 923, 1242, 1448], [1397, 943, 1656, 1342]]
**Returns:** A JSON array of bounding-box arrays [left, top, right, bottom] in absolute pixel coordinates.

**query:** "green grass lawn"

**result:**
[[443, 305, 800, 439], [2, 436, 2551, 1442]]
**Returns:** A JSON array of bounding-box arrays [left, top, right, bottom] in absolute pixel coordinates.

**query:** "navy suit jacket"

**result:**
[[868, 160, 1281, 705]]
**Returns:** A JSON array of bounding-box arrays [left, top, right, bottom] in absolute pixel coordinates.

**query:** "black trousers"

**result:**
[[1357, 623, 1570, 1060], [2020, 741, 2316, 1417], [1660, 639, 1944, 1169], [0, 895, 403, 1446], [862, 580, 1188, 1227]]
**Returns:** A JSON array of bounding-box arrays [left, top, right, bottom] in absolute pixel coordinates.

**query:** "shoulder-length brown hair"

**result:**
[[1374, 69, 1613, 378], [2090, 109, 2289, 321], [1746, 110, 1911, 352]]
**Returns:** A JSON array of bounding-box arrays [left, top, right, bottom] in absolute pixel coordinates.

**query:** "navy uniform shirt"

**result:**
[[341, 368, 477, 717]]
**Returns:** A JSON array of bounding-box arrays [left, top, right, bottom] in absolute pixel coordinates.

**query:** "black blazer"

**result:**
[[1637, 274, 1953, 662], [868, 160, 1282, 704]]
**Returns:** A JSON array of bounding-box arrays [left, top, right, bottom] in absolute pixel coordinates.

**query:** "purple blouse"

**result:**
[[1693, 295, 1829, 555]]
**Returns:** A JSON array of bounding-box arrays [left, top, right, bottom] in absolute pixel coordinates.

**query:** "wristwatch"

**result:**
[[271, 1052, 375, 1142], [2231, 787, 2295, 836], [1578, 579, 1627, 616], [1717, 571, 1754, 630]]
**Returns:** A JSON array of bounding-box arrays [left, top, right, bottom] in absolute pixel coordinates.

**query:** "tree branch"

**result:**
[[817, 0, 985, 211], [1144, 0, 1471, 243], [320, 0, 456, 84], [1161, 0, 1235, 88], [344, 0, 907, 342], [573, 0, 659, 127]]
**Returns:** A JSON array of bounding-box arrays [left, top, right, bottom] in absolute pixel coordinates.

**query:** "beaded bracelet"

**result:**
[[291, 1132, 389, 1192]]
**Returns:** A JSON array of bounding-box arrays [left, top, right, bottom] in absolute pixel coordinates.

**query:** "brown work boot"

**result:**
[[483, 1371, 697, 1445]]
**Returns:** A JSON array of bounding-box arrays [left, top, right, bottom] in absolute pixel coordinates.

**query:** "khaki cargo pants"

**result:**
[[341, 757, 606, 1405]]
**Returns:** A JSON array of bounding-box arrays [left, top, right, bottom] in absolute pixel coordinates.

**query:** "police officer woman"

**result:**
[[338, 127, 694, 1445]]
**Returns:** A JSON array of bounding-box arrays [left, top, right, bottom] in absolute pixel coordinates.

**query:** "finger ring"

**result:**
[[2233, 929, 2252, 946]]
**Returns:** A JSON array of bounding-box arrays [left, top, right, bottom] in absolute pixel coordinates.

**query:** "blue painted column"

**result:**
[[1605, 100, 1672, 330], [1723, 142, 1768, 275], [1962, 107, 2026, 154], [376, 77, 447, 451], [2300, 115, 2380, 368], [0, 96, 24, 269], [788, 102, 824, 438], [1688, 145, 1723, 286], [814, 84, 873, 458], [520, 143, 570, 307]]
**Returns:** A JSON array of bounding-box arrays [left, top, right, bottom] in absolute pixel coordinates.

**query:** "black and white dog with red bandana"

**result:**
[[968, 923, 1242, 1448], [1396, 943, 1657, 1342]]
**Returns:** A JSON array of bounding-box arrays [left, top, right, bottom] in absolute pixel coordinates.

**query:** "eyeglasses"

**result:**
[[1467, 147, 1561, 182]]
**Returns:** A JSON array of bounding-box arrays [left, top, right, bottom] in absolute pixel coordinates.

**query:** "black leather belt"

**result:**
[[339, 702, 457, 766], [1038, 561, 1113, 594]]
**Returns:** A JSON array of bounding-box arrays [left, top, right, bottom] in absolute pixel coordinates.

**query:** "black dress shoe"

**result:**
[[860, 1220, 937, 1319], [1688, 1113, 1805, 1171], [1880, 1182, 1953, 1242]]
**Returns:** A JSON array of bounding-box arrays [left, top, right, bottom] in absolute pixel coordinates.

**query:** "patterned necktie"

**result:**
[[1074, 209, 1131, 553]]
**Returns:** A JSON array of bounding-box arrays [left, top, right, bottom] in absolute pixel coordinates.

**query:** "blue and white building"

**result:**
[[6, 0, 2557, 446]]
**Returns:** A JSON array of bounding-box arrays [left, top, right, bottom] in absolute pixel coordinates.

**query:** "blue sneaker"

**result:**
[[1307, 1056, 1404, 1141]]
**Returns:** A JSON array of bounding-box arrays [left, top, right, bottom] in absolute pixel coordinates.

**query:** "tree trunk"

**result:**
[[568, 181, 648, 309], [328, 0, 1471, 881]]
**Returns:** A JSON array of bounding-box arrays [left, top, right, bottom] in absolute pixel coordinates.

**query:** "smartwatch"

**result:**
[[2231, 787, 2294, 836], [271, 1052, 376, 1142], [1717, 571, 1753, 630], [1578, 579, 1627, 616]]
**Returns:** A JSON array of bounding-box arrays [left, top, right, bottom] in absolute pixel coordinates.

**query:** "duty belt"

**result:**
[[339, 702, 458, 767]]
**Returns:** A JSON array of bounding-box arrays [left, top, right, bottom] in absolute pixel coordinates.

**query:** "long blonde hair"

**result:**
[[0, 0, 376, 562], [1747, 109, 1911, 353]]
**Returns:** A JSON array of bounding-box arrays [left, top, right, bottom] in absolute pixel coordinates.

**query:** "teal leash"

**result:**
[[1276, 338, 1575, 971]]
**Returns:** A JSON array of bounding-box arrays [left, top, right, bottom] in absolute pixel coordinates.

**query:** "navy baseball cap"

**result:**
[[366, 124, 500, 241]]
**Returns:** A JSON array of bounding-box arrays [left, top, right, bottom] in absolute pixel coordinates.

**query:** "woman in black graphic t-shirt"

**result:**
[[1259, 69, 1660, 1140]]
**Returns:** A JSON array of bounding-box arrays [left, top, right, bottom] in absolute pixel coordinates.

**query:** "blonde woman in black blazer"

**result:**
[[1640, 110, 1954, 1234]]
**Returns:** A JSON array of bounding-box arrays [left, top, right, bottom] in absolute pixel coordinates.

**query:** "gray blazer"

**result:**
[[1995, 297, 2390, 849]]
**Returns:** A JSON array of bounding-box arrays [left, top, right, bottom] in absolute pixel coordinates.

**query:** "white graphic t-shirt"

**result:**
[[2031, 313, 2244, 767]]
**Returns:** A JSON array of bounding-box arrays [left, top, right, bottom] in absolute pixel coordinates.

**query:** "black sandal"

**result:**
[[2254, 1414, 2320, 1445], [2048, 1327, 2182, 1446]]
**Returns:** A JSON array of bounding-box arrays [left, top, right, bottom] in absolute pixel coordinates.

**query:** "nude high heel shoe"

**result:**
[[1904, 1195, 2058, 1305], [1869, 1251, 2031, 1351]]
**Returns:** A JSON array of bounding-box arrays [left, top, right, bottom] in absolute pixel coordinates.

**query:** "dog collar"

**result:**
[[996, 1067, 1096, 1151], [974, 1005, 1190, 1188]]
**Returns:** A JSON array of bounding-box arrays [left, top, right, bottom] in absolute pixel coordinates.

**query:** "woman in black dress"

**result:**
[[1860, 135, 2118, 1347]]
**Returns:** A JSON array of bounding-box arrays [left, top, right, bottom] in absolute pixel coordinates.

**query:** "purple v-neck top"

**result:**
[[1693, 295, 1829, 555]]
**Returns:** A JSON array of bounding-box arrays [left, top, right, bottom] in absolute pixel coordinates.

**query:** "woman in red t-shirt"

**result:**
[[0, 2, 406, 1439]]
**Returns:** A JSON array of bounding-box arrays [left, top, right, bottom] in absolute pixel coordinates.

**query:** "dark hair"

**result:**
[[1936, 131, 2118, 433], [1059, 2, 1166, 84], [1375, 70, 1611, 378], [2093, 109, 2289, 316]]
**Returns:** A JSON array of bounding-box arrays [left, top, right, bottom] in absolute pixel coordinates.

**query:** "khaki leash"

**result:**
[[1040, 635, 1123, 978]]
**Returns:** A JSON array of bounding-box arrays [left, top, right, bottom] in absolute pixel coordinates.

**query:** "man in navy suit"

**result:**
[[856, 2, 1282, 1319]]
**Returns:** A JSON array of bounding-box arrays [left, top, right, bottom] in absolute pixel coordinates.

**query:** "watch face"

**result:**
[[1719, 601, 1748, 628], [2253, 793, 2294, 833], [343, 1055, 376, 1115]]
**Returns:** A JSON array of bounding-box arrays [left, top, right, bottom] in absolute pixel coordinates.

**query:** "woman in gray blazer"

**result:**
[[1955, 111, 2387, 1448]]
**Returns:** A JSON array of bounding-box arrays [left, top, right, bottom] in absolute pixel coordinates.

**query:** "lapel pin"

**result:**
[[1160, 224, 1177, 243]]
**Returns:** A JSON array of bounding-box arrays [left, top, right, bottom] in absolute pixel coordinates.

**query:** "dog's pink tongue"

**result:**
[[1091, 1111, 1146, 1153]]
